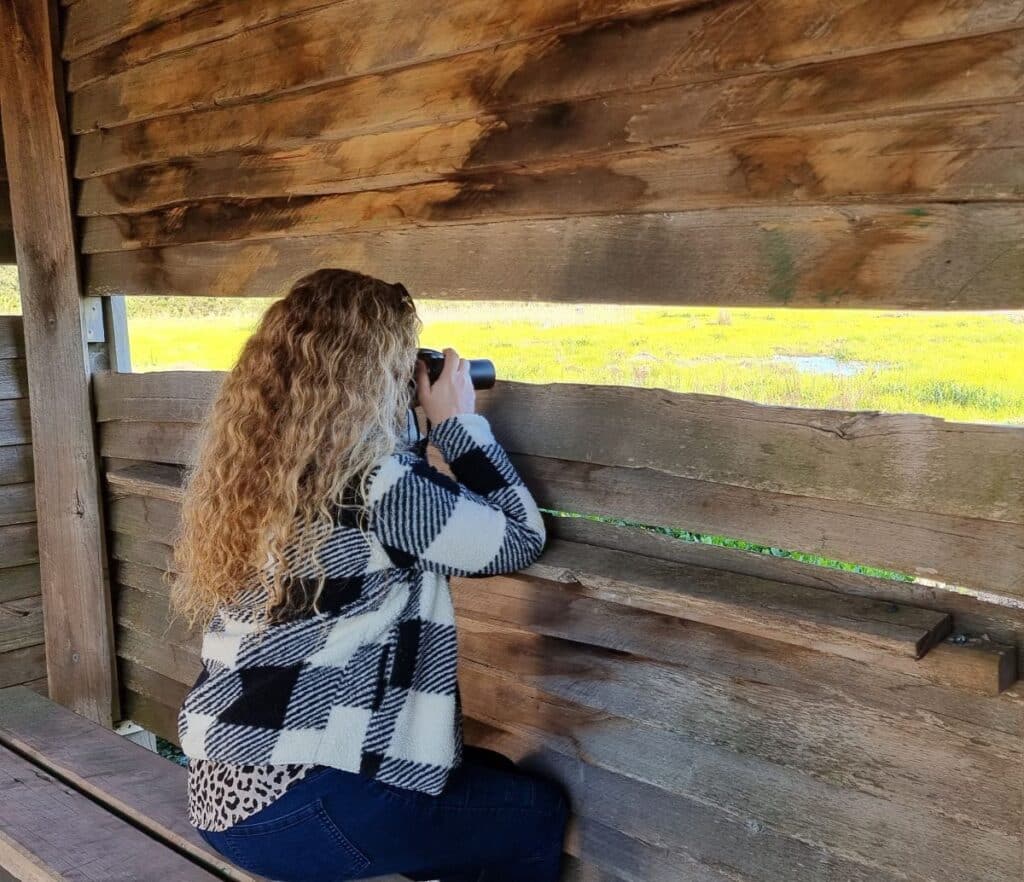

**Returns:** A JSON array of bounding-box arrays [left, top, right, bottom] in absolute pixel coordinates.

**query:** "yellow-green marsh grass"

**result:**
[[125, 299, 1024, 426]]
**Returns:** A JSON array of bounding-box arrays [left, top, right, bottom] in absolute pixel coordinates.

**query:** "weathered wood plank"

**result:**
[[457, 619, 1023, 835], [528, 540, 1023, 692], [64, 0, 702, 87], [94, 379, 1024, 596], [452, 572, 1024, 733], [544, 515, 1024, 653], [0, 643, 46, 689], [0, 399, 32, 447], [107, 463, 185, 503], [528, 538, 952, 663], [0, 0, 117, 724], [110, 531, 174, 573], [65, 1, 341, 81], [120, 685, 180, 744], [0, 596, 43, 654], [0, 523, 39, 569], [72, 4, 1024, 161], [108, 494, 182, 543], [0, 686, 258, 882], [519, 455, 1024, 603], [77, 100, 1024, 219], [84, 204, 1024, 309], [72, 7, 1024, 171], [0, 360, 28, 400], [94, 373, 1024, 525], [0, 318, 25, 360], [466, 716, 889, 882], [0, 565, 41, 604], [0, 445, 33, 487], [102, 460, 1019, 691], [459, 663, 1020, 882], [69, 0, 705, 132], [0, 483, 34, 526], [78, 106, 1024, 253], [113, 583, 198, 652]]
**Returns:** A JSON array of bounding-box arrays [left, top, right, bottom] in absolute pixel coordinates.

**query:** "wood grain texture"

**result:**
[[69, 0, 703, 132], [77, 106, 1024, 253], [92, 370, 1024, 542], [72, 4, 1024, 176], [95, 415, 1024, 597], [0, 686, 262, 882], [528, 538, 952, 663], [84, 203, 1024, 309], [0, 0, 118, 725], [76, 101, 1024, 219], [0, 742, 219, 881], [459, 662, 1020, 882]]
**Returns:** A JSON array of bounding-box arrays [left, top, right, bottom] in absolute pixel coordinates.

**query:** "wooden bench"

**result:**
[[0, 686, 407, 882]]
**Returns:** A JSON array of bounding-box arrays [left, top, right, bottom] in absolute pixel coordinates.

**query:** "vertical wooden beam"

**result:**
[[102, 296, 132, 372], [0, 0, 117, 725]]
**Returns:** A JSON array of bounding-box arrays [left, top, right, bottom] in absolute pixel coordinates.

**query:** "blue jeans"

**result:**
[[196, 745, 570, 882]]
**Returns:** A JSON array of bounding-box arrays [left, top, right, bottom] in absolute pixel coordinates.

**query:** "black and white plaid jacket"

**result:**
[[177, 412, 546, 795]]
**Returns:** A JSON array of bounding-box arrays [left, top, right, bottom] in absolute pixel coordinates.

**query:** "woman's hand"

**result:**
[[415, 347, 475, 425]]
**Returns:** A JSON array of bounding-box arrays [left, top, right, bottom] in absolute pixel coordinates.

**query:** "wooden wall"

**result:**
[[0, 317, 44, 696], [65, 0, 1024, 308], [96, 369, 1024, 882]]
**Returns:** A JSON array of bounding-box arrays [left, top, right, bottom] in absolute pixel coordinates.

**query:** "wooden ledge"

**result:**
[[526, 539, 951, 663], [106, 462, 184, 503]]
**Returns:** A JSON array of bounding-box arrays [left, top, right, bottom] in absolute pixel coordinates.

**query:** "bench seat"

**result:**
[[0, 686, 407, 881]]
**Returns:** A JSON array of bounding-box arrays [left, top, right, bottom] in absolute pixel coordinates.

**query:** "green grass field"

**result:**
[[127, 300, 1024, 425]]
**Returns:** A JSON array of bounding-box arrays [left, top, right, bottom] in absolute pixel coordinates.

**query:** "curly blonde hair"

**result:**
[[169, 268, 422, 628]]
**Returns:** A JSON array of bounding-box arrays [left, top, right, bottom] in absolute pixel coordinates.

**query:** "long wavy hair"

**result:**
[[169, 268, 422, 629]]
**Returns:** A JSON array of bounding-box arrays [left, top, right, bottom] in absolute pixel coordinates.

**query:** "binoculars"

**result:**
[[414, 348, 495, 392]]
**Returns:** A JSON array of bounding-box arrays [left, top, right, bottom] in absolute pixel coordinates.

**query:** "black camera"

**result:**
[[413, 347, 496, 392]]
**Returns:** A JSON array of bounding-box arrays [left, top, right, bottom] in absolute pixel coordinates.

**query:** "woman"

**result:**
[[171, 268, 569, 882]]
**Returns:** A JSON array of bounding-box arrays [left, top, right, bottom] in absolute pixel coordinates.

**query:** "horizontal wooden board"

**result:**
[[0, 483, 34, 527], [0, 445, 34, 486], [545, 514, 1024, 656], [456, 617, 1023, 836], [529, 538, 952, 663], [0, 742, 220, 881], [450, 572, 1024, 736], [0, 595, 43, 654], [0, 565, 41, 603], [459, 662, 1020, 882], [77, 106, 1024, 253], [65, 0, 700, 86], [94, 372, 1024, 597], [0, 398, 30, 447], [0, 686, 257, 882], [0, 318, 25, 360], [77, 100, 1024, 219], [0, 360, 27, 400], [73, 8, 1024, 176], [0, 643, 46, 689], [94, 371, 1024, 524], [84, 204, 1024, 309], [0, 523, 38, 568], [69, 0, 702, 132], [104, 463, 1015, 692]]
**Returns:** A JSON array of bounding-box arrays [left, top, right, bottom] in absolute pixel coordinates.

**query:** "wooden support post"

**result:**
[[0, 0, 117, 725]]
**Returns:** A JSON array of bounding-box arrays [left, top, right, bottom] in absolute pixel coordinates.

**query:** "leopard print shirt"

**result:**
[[187, 757, 320, 831]]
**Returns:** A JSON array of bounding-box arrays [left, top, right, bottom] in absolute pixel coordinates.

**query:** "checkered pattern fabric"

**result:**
[[177, 412, 546, 795]]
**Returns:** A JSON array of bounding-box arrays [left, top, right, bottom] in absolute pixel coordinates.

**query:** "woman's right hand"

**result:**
[[415, 347, 475, 425]]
